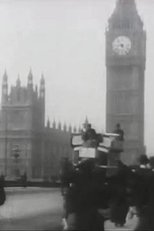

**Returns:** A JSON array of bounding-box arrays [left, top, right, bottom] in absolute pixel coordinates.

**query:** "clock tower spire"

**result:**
[[108, 0, 143, 30], [106, 0, 146, 164]]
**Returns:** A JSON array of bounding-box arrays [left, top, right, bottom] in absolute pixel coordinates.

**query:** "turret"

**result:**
[[16, 75, 21, 102], [16, 75, 21, 87], [27, 69, 34, 103], [73, 126, 77, 133], [2, 70, 8, 104], [39, 74, 45, 128], [35, 85, 38, 100], [68, 124, 72, 133], [27, 69, 33, 89], [39, 74, 45, 99], [83, 116, 89, 130]]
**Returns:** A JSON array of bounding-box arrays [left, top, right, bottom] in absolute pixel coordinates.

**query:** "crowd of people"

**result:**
[[60, 123, 154, 231], [127, 154, 154, 231]]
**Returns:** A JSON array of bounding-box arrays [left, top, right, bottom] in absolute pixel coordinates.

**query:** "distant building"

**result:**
[[0, 70, 72, 180], [106, 0, 146, 164]]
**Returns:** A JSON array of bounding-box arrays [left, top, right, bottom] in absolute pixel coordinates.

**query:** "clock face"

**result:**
[[112, 36, 131, 55]]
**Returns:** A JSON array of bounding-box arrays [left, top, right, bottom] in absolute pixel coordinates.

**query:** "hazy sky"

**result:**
[[0, 0, 153, 154]]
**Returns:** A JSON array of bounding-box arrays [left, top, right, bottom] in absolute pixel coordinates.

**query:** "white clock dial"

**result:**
[[112, 36, 131, 55]]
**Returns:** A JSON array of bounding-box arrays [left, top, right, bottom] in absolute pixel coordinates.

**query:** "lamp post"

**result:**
[[25, 146, 28, 177], [4, 109, 8, 177], [12, 146, 20, 178]]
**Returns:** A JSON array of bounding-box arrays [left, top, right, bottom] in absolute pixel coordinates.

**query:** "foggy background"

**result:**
[[0, 0, 153, 154]]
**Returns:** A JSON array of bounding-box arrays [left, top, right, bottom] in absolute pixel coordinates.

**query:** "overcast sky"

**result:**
[[0, 0, 153, 154]]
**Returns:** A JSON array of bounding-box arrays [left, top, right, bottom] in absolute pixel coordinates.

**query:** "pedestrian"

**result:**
[[0, 175, 6, 206], [113, 123, 124, 141], [138, 154, 150, 169], [109, 161, 129, 227], [62, 158, 106, 231], [131, 154, 152, 231], [22, 172, 27, 188], [82, 123, 97, 147]]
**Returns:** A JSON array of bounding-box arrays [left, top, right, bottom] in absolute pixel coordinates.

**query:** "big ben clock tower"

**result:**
[[106, 0, 146, 164]]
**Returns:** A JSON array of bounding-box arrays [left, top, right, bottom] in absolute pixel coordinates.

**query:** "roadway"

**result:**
[[0, 187, 138, 230], [0, 187, 63, 230]]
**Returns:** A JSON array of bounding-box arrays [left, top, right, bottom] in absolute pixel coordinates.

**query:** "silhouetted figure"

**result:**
[[0, 174, 5, 188], [149, 156, 154, 170], [62, 158, 106, 231], [60, 157, 73, 196], [138, 154, 149, 169], [0, 174, 6, 206], [109, 161, 129, 227], [82, 123, 98, 147], [114, 123, 124, 141], [129, 154, 153, 231], [21, 172, 27, 188]]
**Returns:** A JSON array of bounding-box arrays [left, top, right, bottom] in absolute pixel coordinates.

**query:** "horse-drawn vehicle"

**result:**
[[61, 125, 154, 231], [71, 131, 123, 176], [61, 128, 125, 230]]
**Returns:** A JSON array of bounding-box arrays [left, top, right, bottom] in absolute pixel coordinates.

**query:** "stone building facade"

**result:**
[[106, 0, 146, 164], [0, 71, 72, 180]]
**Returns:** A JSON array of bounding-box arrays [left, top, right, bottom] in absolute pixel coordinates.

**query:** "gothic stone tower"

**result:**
[[0, 70, 45, 179], [106, 0, 146, 164]]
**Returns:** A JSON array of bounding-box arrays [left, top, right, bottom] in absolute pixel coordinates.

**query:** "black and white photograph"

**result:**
[[0, 0, 153, 230]]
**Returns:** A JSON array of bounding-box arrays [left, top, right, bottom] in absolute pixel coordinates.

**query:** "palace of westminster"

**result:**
[[0, 0, 146, 180], [0, 71, 73, 180]]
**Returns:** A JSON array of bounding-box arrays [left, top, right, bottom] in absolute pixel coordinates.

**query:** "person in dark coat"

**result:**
[[82, 123, 97, 147], [0, 174, 6, 206], [21, 172, 27, 188], [109, 161, 130, 227], [130, 154, 152, 231], [114, 123, 124, 141], [134, 156, 154, 231], [62, 158, 106, 231]]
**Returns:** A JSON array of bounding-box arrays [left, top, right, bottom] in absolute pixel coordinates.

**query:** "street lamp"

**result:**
[[12, 145, 20, 178], [4, 109, 8, 177]]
